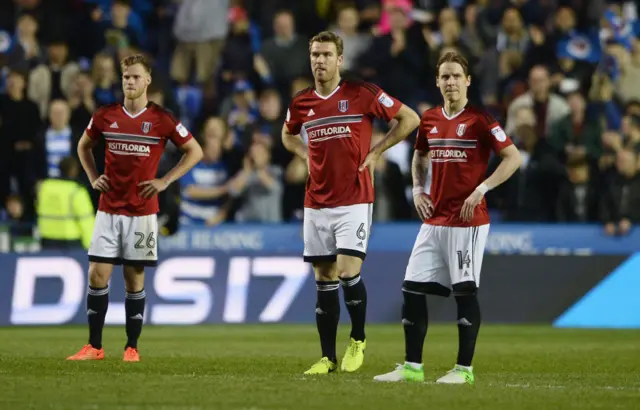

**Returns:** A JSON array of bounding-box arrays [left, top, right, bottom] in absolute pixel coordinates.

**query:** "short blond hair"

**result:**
[[120, 54, 152, 73], [309, 31, 344, 56]]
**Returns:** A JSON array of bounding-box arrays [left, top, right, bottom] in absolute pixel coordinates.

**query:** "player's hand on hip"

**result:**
[[414, 193, 434, 220], [359, 151, 379, 172], [359, 151, 379, 181], [460, 189, 484, 222], [91, 175, 110, 192], [138, 179, 168, 198]]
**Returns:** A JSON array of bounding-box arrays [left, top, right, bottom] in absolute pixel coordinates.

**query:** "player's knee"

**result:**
[[452, 281, 478, 296], [313, 261, 338, 281], [336, 255, 363, 279], [88, 263, 112, 288], [123, 265, 145, 292]]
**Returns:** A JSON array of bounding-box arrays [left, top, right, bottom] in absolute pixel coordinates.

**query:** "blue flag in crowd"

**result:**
[[556, 30, 601, 64], [602, 9, 634, 50]]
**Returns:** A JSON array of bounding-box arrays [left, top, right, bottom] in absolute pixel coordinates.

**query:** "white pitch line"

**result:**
[[296, 377, 640, 392], [420, 381, 640, 391]]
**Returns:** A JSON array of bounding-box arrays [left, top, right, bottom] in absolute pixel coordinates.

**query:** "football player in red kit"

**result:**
[[67, 55, 203, 362], [283, 31, 420, 374], [374, 52, 522, 384]]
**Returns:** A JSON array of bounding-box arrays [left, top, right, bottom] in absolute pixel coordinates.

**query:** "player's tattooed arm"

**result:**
[[281, 124, 308, 161], [411, 150, 434, 220], [411, 150, 429, 190]]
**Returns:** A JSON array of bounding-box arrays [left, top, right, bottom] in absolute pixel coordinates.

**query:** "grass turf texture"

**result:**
[[0, 325, 638, 410]]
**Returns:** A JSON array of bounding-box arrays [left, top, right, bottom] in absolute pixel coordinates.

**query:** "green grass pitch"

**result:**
[[0, 324, 638, 409]]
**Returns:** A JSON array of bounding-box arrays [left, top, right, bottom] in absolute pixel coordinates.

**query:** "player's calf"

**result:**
[[337, 255, 367, 342], [312, 261, 340, 366], [401, 282, 430, 367], [452, 281, 481, 368], [337, 257, 368, 372], [435, 281, 480, 384], [86, 262, 113, 350], [123, 265, 146, 352], [314, 279, 340, 364]]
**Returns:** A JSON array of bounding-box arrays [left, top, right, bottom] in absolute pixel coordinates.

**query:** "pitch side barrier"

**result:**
[[0, 223, 636, 328]]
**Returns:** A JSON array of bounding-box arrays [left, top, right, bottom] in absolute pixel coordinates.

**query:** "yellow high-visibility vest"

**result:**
[[36, 179, 95, 249]]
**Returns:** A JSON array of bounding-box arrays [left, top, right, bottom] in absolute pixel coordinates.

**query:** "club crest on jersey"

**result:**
[[141, 121, 152, 134], [338, 100, 349, 113], [456, 124, 467, 136]]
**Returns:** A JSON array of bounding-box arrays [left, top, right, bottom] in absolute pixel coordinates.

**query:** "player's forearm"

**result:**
[[371, 109, 420, 155], [77, 146, 99, 182], [282, 133, 308, 160], [162, 145, 203, 185], [481, 152, 522, 192], [411, 151, 429, 190]]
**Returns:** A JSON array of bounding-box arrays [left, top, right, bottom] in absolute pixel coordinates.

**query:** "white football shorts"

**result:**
[[88, 211, 158, 267], [404, 224, 489, 289], [303, 203, 373, 263]]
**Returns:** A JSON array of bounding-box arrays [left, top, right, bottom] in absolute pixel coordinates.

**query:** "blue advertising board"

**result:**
[[159, 223, 640, 255], [0, 251, 406, 326], [0, 250, 636, 328]]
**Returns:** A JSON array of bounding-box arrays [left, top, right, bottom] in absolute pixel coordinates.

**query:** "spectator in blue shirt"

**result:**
[[179, 132, 230, 226]]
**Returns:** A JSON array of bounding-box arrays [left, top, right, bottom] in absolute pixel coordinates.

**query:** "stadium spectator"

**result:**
[[372, 129, 412, 221], [548, 91, 603, 164], [91, 0, 146, 56], [229, 141, 283, 223], [261, 10, 310, 100], [91, 53, 121, 106], [505, 65, 571, 138], [494, 124, 564, 221], [14, 13, 43, 69], [219, 5, 263, 92], [601, 148, 640, 235], [251, 88, 288, 166], [556, 156, 600, 222], [0, 194, 31, 245], [331, 6, 372, 73], [39, 99, 73, 178], [36, 156, 94, 250], [359, 1, 427, 108], [179, 128, 231, 227], [0, 68, 42, 222], [2, 0, 640, 240], [28, 38, 79, 118], [223, 80, 260, 149], [170, 0, 229, 85]]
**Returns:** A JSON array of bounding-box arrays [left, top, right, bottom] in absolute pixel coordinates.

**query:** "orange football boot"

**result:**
[[123, 347, 140, 362], [66, 344, 104, 360]]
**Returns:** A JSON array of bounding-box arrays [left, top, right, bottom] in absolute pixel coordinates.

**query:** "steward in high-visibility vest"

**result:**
[[37, 157, 94, 249]]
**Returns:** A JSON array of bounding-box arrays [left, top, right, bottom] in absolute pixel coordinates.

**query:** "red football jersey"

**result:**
[[415, 105, 513, 227], [285, 80, 401, 208], [85, 102, 194, 216]]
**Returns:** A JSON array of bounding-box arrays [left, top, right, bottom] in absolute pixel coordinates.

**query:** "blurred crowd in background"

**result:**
[[1, 0, 640, 250]]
